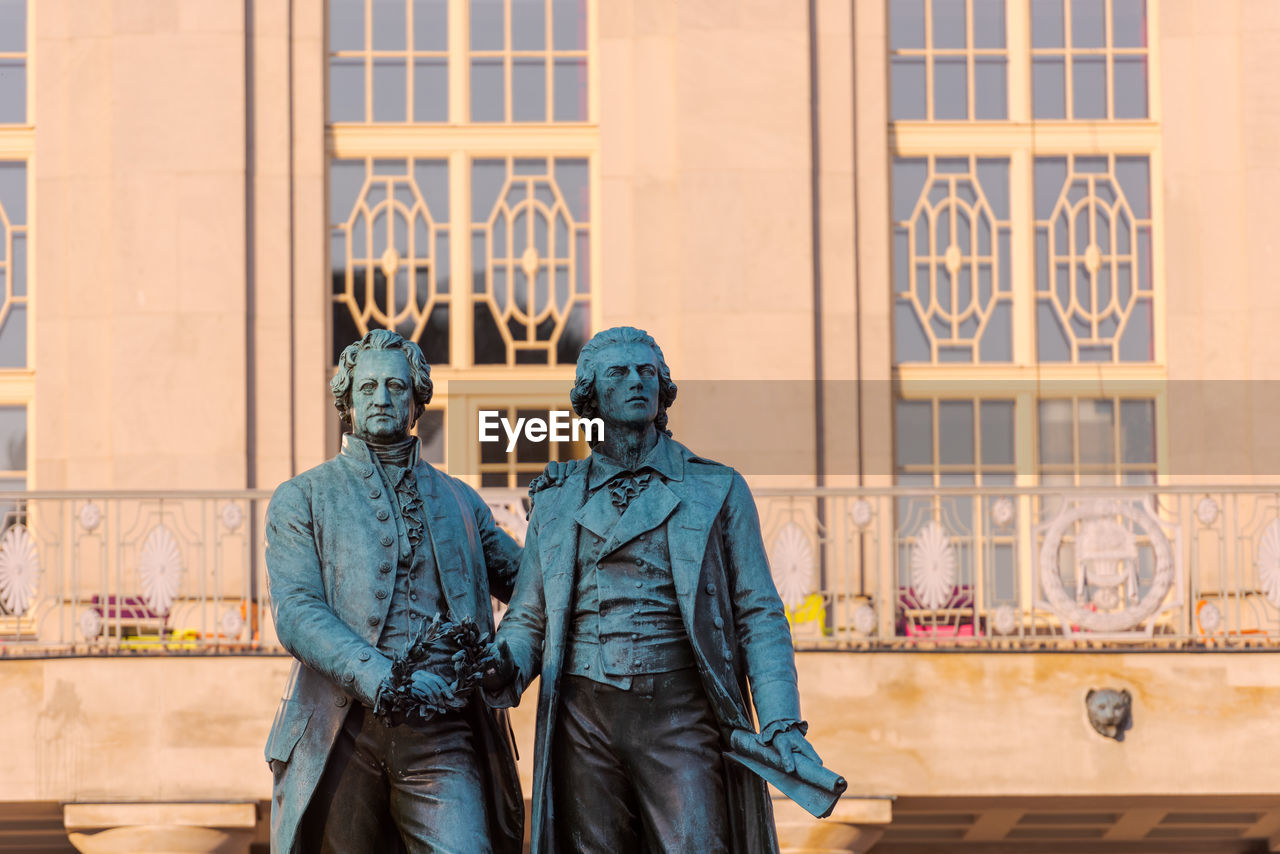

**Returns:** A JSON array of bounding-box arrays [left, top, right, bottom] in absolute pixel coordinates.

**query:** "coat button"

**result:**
[[713, 616, 724, 629], [377, 509, 390, 521], [367, 615, 380, 627], [634, 557, 644, 566], [343, 671, 354, 683], [380, 561, 392, 573], [362, 467, 374, 478], [375, 589, 388, 600], [335, 695, 348, 707], [369, 488, 381, 499], [409, 593, 418, 602], [358, 650, 371, 661], [635, 581, 643, 589], [381, 535, 394, 547], [705, 583, 717, 595]]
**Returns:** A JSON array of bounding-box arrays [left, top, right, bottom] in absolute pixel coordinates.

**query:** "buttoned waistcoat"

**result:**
[[264, 436, 523, 854], [492, 436, 800, 854]]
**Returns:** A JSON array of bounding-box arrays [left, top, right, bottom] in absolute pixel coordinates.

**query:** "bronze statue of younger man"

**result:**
[[486, 326, 825, 853], [264, 330, 523, 854]]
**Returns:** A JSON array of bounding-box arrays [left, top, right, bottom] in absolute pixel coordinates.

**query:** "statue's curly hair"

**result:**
[[331, 329, 434, 431], [569, 327, 677, 437]]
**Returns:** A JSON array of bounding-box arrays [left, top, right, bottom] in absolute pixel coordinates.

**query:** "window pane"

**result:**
[[1115, 156, 1150, 218], [1070, 0, 1106, 48], [1078, 399, 1115, 465], [512, 57, 547, 121], [934, 57, 968, 120], [980, 401, 1015, 465], [372, 0, 406, 50], [1112, 0, 1147, 48], [1071, 55, 1106, 119], [0, 60, 25, 124], [890, 0, 926, 50], [553, 0, 588, 50], [511, 0, 547, 50], [1120, 400, 1155, 464], [413, 0, 448, 51], [471, 0, 504, 50], [1038, 400, 1074, 465], [0, 406, 25, 471], [932, 0, 967, 50], [1032, 57, 1065, 119], [553, 58, 587, 121], [0, 162, 25, 225], [891, 58, 927, 120], [417, 410, 445, 464], [896, 401, 933, 468], [330, 57, 366, 122], [470, 59, 505, 122], [1031, 0, 1065, 48], [0, 0, 24, 52], [413, 58, 447, 121], [373, 58, 407, 122], [974, 58, 1006, 119], [330, 0, 364, 51], [973, 0, 1005, 48], [1113, 56, 1148, 119], [938, 401, 975, 466], [893, 158, 929, 220], [0, 304, 25, 367]]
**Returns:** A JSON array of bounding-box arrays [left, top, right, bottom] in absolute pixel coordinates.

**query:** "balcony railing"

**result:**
[[1, 487, 1278, 656]]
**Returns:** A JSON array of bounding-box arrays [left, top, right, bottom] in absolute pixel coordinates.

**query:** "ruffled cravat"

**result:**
[[606, 472, 651, 511]]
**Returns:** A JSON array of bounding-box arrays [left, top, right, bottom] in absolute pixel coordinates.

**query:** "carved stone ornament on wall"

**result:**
[[1039, 499, 1174, 633], [769, 522, 815, 611], [0, 525, 38, 615], [911, 520, 957, 610], [139, 525, 183, 615]]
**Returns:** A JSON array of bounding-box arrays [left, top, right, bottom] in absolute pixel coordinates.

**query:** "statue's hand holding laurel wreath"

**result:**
[[375, 614, 497, 724]]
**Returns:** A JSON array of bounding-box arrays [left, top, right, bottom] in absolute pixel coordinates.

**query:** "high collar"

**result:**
[[341, 433, 421, 469], [588, 432, 685, 490]]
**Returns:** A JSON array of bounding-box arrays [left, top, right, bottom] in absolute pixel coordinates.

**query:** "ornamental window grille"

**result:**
[[330, 158, 452, 366], [893, 156, 1012, 363], [470, 156, 590, 366], [1035, 154, 1152, 363], [1031, 0, 1149, 120], [889, 0, 1009, 121], [0, 0, 24, 124]]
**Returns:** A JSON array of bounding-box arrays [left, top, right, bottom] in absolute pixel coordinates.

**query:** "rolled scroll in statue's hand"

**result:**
[[726, 729, 848, 819]]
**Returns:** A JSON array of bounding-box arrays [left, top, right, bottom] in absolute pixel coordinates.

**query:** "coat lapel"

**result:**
[[665, 469, 734, 621], [417, 464, 471, 613], [596, 479, 680, 558]]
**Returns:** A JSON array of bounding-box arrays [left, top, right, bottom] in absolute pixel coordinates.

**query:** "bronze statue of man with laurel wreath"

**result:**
[[263, 329, 523, 854]]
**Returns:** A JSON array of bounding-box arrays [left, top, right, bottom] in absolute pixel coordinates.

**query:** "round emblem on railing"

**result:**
[[993, 605, 1018, 636], [78, 501, 102, 532], [220, 502, 244, 532], [220, 607, 245, 636], [1039, 499, 1174, 633], [849, 500, 874, 529], [1198, 600, 1223, 634], [1196, 497, 1220, 526], [0, 525, 38, 616], [911, 521, 957, 611], [991, 497, 1015, 528], [79, 607, 102, 639], [851, 603, 876, 635], [1257, 520, 1280, 608], [139, 525, 183, 615], [769, 523, 814, 611]]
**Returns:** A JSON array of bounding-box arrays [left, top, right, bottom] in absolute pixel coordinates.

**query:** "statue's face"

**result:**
[[592, 341, 660, 430], [349, 349, 415, 442]]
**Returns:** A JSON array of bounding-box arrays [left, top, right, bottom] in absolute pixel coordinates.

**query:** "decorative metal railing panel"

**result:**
[[4, 487, 1280, 656]]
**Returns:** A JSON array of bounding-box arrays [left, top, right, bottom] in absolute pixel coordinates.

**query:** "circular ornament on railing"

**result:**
[[991, 497, 1016, 528], [79, 607, 102, 639], [78, 501, 102, 532], [1198, 601, 1223, 634], [0, 525, 38, 615], [1196, 497, 1220, 526], [1039, 499, 1174, 633], [139, 525, 183, 615], [220, 502, 244, 532], [993, 605, 1018, 636], [851, 603, 876, 635], [911, 521, 957, 611], [220, 607, 245, 636], [769, 522, 815, 611], [1257, 520, 1280, 608], [849, 500, 874, 529]]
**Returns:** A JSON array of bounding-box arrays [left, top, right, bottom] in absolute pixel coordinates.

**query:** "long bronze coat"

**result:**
[[491, 437, 801, 854], [264, 436, 523, 854]]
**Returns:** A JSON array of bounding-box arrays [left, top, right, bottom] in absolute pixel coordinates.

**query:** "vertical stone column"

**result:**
[[64, 803, 258, 854], [774, 797, 892, 854]]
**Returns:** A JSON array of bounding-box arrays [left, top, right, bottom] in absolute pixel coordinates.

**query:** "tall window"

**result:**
[[0, 0, 29, 490], [327, 0, 596, 477], [889, 0, 1162, 488]]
